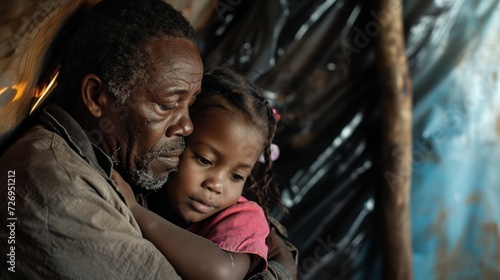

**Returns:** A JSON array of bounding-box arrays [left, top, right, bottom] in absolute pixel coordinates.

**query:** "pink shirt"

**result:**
[[186, 196, 269, 274]]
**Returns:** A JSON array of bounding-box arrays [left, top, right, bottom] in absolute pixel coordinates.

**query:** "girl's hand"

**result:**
[[111, 169, 138, 208]]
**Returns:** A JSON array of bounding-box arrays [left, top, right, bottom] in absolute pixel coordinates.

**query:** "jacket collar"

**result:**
[[40, 104, 113, 179]]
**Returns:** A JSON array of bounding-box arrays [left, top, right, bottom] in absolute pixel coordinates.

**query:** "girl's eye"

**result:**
[[230, 174, 245, 182], [197, 156, 211, 166]]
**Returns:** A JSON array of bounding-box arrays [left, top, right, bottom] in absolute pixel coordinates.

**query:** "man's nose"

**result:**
[[165, 107, 193, 137]]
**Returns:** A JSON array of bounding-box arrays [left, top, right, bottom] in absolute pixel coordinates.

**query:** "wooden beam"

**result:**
[[377, 0, 413, 279], [0, 0, 212, 145], [0, 0, 98, 142]]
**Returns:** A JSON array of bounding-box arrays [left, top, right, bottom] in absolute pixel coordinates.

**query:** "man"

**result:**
[[0, 0, 296, 279]]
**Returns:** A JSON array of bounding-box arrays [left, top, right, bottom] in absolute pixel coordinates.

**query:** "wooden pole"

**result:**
[[0, 0, 99, 143], [377, 0, 413, 279]]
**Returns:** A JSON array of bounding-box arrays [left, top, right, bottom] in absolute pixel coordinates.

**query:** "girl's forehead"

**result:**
[[192, 103, 238, 123], [193, 107, 265, 142], [189, 108, 265, 162]]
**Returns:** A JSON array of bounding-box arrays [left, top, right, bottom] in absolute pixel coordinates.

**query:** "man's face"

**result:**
[[101, 37, 203, 190]]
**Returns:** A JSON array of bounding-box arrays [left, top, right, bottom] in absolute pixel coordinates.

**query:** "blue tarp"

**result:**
[[407, 0, 500, 278]]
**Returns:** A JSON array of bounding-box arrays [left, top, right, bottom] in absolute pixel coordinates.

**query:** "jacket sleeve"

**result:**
[[247, 261, 295, 280], [248, 217, 299, 280], [0, 133, 181, 279]]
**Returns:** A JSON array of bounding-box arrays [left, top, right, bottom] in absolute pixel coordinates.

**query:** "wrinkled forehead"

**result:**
[[144, 37, 204, 85]]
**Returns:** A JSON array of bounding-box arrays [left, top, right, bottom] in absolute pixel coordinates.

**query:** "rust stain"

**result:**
[[433, 213, 500, 279], [435, 234, 475, 280], [432, 209, 473, 280], [428, 210, 448, 239], [480, 222, 500, 280], [496, 115, 500, 136], [466, 191, 482, 204]]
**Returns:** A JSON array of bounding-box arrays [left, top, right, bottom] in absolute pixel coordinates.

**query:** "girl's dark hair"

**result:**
[[55, 0, 196, 109], [192, 66, 283, 217]]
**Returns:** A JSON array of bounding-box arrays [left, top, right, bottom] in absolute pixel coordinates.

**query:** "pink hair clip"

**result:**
[[258, 143, 280, 163], [272, 108, 281, 122]]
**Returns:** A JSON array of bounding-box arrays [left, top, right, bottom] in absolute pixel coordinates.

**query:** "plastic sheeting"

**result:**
[[198, 1, 383, 279], [199, 0, 500, 279], [405, 0, 500, 279]]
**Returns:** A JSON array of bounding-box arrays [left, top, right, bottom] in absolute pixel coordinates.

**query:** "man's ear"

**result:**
[[81, 74, 109, 118]]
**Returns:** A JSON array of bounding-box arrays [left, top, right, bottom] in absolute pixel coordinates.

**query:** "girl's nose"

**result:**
[[202, 177, 223, 194]]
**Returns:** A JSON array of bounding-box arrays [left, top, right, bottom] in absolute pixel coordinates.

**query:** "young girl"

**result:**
[[113, 67, 283, 280]]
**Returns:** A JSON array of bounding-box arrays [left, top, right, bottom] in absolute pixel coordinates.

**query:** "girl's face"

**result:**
[[166, 107, 264, 223]]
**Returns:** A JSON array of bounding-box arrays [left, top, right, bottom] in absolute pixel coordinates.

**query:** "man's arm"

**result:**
[[112, 170, 253, 280], [0, 141, 181, 279]]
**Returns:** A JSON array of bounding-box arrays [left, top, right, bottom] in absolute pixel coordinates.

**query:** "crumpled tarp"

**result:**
[[199, 0, 500, 279], [199, 1, 383, 279], [405, 0, 500, 279]]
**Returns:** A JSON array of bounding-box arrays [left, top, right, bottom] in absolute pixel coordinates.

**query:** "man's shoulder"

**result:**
[[3, 124, 62, 152], [1, 125, 72, 167], [0, 124, 99, 192]]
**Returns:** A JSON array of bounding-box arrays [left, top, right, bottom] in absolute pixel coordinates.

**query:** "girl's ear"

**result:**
[[81, 73, 110, 118]]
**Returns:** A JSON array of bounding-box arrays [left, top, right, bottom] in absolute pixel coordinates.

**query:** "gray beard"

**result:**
[[131, 167, 175, 190], [127, 139, 184, 190]]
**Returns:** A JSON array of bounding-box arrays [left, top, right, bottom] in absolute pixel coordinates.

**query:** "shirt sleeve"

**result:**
[[188, 196, 270, 274]]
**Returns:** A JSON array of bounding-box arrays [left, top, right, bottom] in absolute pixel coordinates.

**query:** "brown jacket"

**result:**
[[0, 105, 180, 279]]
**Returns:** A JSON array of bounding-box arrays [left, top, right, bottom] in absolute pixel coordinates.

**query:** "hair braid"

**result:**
[[245, 85, 285, 218]]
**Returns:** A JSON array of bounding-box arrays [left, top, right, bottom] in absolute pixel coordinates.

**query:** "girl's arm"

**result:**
[[112, 170, 250, 280]]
